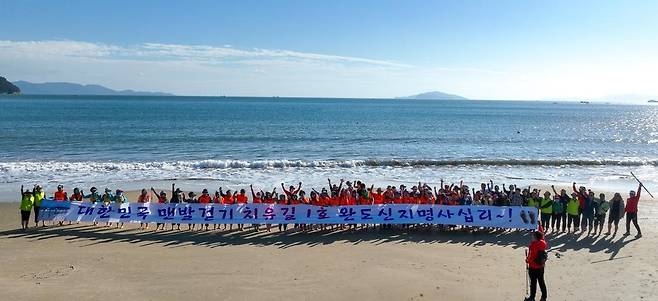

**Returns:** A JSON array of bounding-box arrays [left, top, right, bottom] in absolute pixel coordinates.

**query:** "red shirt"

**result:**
[[626, 195, 640, 213], [253, 197, 261, 204], [310, 197, 320, 206], [221, 196, 233, 205], [236, 194, 248, 204], [54, 191, 67, 201], [573, 184, 586, 208], [526, 239, 548, 269], [70, 193, 83, 202], [372, 193, 384, 205], [138, 194, 151, 203], [198, 194, 211, 204]]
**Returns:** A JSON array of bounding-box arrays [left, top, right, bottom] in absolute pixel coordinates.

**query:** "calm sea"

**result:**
[[1, 95, 657, 198]]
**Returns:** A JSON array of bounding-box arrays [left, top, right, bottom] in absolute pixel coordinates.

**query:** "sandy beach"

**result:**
[[1, 191, 657, 301]]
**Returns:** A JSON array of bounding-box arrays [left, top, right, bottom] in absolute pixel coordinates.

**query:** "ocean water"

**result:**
[[1, 95, 657, 198]]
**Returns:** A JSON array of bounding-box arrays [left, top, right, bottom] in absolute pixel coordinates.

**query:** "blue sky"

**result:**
[[1, 0, 657, 101]]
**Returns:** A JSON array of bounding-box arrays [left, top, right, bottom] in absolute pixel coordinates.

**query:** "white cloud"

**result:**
[[2, 39, 654, 101], [0, 40, 409, 68], [1, 39, 485, 97]]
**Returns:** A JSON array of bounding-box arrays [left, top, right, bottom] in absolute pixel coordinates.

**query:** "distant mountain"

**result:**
[[13, 81, 173, 96], [397, 91, 467, 100], [0, 76, 21, 94]]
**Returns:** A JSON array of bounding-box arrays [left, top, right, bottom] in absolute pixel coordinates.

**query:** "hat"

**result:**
[[159, 190, 166, 195], [202, 188, 208, 194], [57, 184, 64, 189], [116, 189, 124, 193], [105, 188, 111, 193], [175, 188, 183, 193], [90, 187, 97, 192]]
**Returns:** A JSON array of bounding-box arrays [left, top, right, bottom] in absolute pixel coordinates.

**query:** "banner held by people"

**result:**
[[38, 200, 539, 229]]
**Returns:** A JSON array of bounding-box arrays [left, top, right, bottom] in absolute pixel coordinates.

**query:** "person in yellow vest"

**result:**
[[32, 185, 46, 227], [566, 193, 580, 233], [539, 191, 553, 232], [20, 185, 35, 230]]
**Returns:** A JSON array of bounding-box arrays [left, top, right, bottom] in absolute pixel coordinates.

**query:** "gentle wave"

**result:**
[[1, 158, 657, 172]]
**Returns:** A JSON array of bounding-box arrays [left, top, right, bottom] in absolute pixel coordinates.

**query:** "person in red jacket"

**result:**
[[525, 229, 548, 301], [624, 182, 643, 238]]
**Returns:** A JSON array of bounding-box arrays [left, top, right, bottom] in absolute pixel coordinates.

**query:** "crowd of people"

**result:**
[[18, 179, 645, 238]]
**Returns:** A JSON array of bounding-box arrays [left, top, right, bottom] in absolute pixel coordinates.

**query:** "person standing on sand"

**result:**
[[250, 185, 263, 232], [137, 189, 151, 230], [593, 193, 609, 235], [198, 189, 212, 231], [69, 188, 83, 201], [83, 187, 101, 204], [566, 192, 580, 233], [32, 185, 45, 227], [218, 187, 234, 231], [183, 192, 197, 231], [624, 182, 643, 238], [525, 229, 548, 301], [550, 193, 564, 232], [539, 191, 553, 232], [573, 183, 591, 232], [83, 187, 102, 226], [606, 193, 625, 236], [236, 189, 248, 231], [151, 187, 167, 231], [170, 183, 183, 231], [113, 189, 128, 229], [19, 185, 34, 230]]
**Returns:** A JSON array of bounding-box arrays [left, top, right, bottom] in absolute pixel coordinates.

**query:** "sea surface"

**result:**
[[1, 95, 657, 199]]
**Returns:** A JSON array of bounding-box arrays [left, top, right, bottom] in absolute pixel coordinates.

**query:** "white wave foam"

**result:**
[[1, 158, 658, 174]]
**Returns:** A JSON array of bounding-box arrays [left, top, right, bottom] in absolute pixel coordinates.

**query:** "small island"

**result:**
[[0, 76, 21, 94], [649, 100, 657, 103], [396, 91, 467, 100], [12, 80, 173, 96]]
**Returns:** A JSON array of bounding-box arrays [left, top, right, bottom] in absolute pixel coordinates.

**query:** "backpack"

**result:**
[[534, 250, 548, 265]]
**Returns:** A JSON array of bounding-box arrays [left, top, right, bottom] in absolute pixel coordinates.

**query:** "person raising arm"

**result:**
[[624, 182, 643, 238], [282, 182, 302, 199]]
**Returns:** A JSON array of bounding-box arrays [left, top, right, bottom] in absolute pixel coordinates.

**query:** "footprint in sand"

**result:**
[[20, 264, 77, 280]]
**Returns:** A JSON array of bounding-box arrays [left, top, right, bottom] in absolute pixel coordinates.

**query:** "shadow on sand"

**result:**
[[0, 224, 640, 260]]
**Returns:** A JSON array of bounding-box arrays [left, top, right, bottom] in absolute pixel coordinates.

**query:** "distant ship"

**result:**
[[649, 99, 657, 103], [579, 101, 590, 104]]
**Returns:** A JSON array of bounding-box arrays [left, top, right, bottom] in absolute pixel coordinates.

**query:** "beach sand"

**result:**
[[1, 191, 657, 301]]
